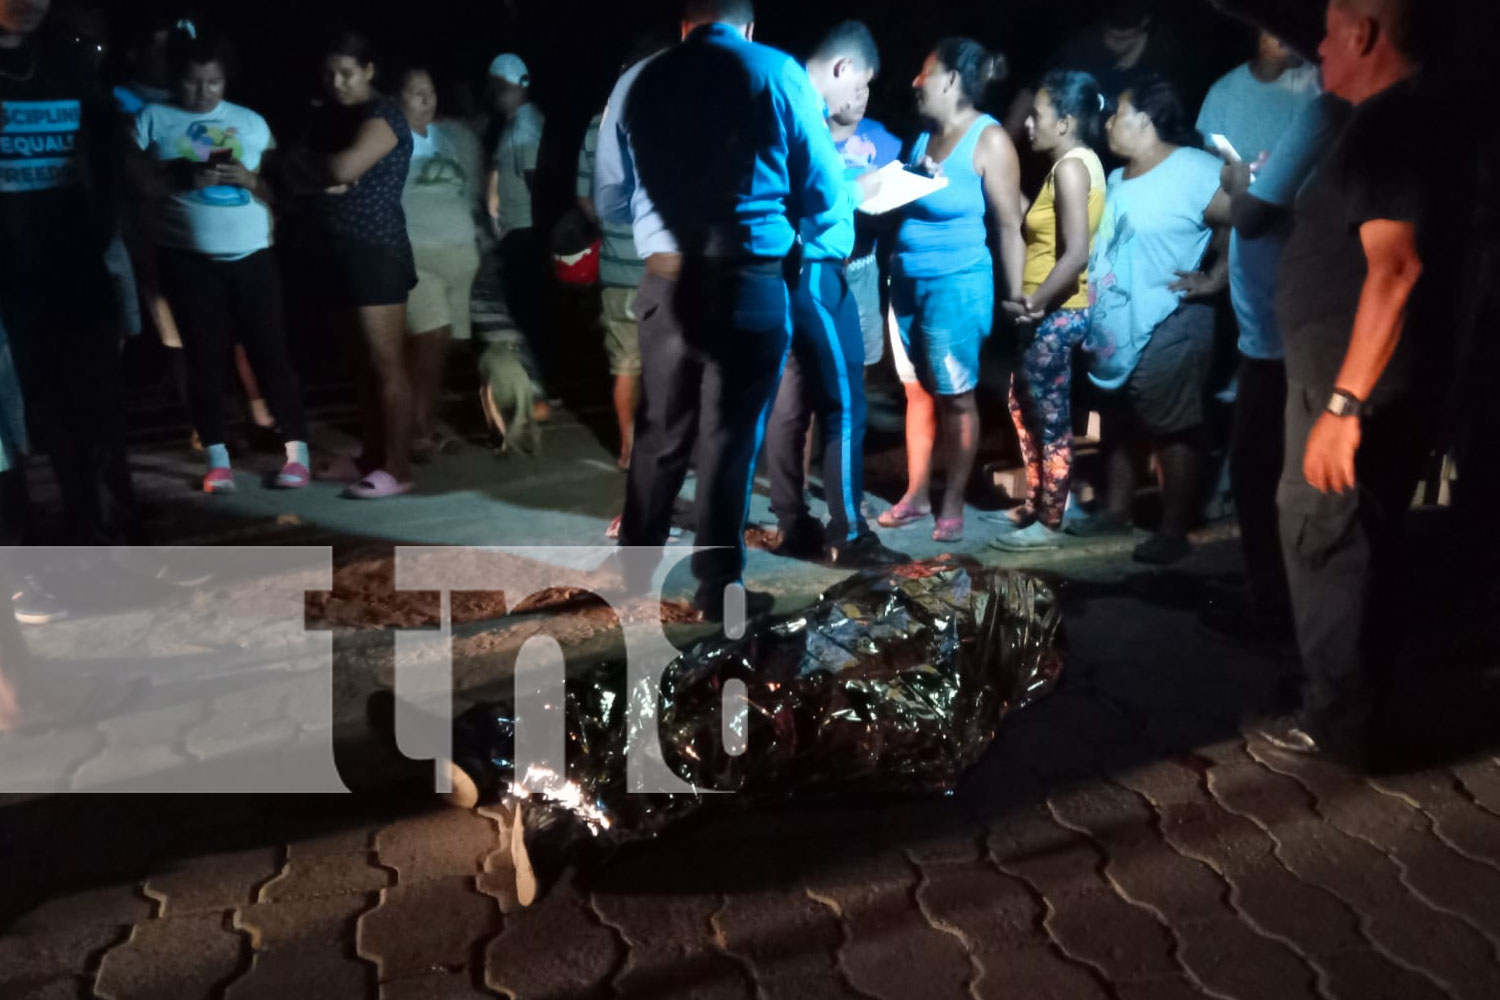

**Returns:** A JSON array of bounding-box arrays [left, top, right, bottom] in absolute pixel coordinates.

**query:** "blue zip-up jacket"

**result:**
[[604, 23, 852, 260]]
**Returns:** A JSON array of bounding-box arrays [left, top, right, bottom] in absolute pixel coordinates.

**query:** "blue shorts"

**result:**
[[890, 262, 994, 395]]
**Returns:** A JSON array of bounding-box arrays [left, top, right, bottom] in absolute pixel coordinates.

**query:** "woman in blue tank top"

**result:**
[[879, 39, 1026, 543]]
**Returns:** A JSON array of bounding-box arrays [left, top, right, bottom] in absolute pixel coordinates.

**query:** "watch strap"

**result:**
[[1326, 389, 1364, 418]]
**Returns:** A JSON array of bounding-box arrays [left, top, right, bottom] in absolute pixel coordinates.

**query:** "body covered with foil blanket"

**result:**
[[452, 560, 1063, 847]]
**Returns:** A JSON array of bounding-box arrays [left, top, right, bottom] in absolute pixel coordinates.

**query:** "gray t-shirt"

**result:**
[[493, 102, 542, 232], [403, 119, 481, 248]]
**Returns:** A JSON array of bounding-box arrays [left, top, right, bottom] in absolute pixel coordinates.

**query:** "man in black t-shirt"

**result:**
[[1258, 0, 1439, 764], [0, 0, 140, 606]]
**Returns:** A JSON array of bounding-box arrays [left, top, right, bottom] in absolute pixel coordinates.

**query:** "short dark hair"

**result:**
[[1121, 74, 1201, 149], [166, 26, 236, 81], [324, 29, 377, 68], [933, 37, 1006, 106], [683, 0, 754, 27], [812, 21, 879, 75], [1039, 69, 1104, 148]]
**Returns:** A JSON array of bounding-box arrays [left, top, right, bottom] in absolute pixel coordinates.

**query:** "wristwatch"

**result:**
[[1325, 388, 1364, 418]]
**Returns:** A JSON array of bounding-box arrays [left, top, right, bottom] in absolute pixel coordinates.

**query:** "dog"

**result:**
[[478, 338, 541, 456]]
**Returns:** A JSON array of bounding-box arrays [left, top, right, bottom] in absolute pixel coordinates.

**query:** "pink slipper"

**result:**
[[342, 470, 413, 499], [877, 501, 932, 529], [932, 517, 964, 543], [273, 461, 310, 489], [203, 468, 236, 494]]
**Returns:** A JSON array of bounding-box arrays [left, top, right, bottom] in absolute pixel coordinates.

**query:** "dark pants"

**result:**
[[1277, 381, 1430, 746], [0, 263, 139, 545], [157, 248, 308, 447], [1231, 355, 1290, 620], [766, 259, 868, 544], [620, 259, 790, 598]]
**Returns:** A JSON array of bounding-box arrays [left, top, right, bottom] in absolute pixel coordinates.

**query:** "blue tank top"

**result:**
[[895, 114, 998, 279]]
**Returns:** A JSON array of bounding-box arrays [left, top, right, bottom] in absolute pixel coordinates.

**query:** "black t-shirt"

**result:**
[[1275, 80, 1442, 401], [0, 39, 116, 284]]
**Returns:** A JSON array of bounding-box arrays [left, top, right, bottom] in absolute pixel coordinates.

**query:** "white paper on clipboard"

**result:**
[[856, 161, 949, 215]]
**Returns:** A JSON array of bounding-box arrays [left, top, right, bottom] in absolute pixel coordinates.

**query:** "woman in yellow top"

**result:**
[[993, 71, 1108, 551]]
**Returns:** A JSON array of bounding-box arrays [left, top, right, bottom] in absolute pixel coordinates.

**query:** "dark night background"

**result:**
[[74, 0, 1262, 231]]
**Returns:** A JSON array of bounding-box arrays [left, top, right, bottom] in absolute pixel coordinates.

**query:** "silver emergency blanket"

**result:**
[[451, 559, 1064, 847]]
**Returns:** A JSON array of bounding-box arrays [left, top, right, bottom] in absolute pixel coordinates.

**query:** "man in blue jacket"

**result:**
[[595, 0, 876, 620]]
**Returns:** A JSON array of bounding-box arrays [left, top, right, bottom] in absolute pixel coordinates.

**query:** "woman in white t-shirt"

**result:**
[[133, 30, 309, 494], [397, 68, 483, 460], [1071, 77, 1232, 565]]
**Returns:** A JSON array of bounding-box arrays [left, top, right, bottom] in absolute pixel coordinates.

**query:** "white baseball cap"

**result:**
[[488, 53, 531, 86]]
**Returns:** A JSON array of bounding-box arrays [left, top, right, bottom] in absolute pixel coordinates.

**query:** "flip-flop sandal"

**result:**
[[273, 461, 310, 489], [877, 501, 932, 529], [343, 470, 414, 500], [932, 517, 964, 543]]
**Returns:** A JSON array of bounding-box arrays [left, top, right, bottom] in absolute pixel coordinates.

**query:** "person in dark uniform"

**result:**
[[763, 20, 906, 570]]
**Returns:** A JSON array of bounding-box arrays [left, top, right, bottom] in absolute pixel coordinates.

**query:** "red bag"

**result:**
[[553, 239, 600, 286]]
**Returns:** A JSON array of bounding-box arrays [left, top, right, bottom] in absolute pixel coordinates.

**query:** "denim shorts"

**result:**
[[890, 262, 994, 395]]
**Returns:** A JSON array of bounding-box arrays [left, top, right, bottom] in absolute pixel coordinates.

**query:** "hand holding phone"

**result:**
[[1208, 133, 1241, 163]]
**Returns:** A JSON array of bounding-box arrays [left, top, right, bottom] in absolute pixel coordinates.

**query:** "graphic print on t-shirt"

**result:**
[[176, 120, 249, 206], [0, 99, 82, 192], [1087, 213, 1136, 361], [411, 150, 466, 192]]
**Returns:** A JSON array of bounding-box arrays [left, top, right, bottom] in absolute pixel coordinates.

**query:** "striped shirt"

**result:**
[[577, 113, 644, 288]]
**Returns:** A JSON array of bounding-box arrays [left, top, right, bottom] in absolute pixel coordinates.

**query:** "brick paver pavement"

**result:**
[[2, 443, 1497, 999]]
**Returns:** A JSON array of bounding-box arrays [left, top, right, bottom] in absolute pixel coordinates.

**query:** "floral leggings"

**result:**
[[1007, 308, 1090, 528]]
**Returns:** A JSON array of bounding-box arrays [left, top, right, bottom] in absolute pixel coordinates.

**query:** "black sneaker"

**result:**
[[828, 532, 909, 569], [1133, 532, 1191, 565], [13, 575, 69, 625], [774, 517, 825, 562], [693, 585, 775, 625], [1063, 511, 1131, 538]]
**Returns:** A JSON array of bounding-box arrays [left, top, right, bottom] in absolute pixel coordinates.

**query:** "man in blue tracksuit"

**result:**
[[765, 21, 906, 568], [596, 0, 875, 619]]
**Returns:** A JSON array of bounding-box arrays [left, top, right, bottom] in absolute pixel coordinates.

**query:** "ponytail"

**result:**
[[1039, 69, 1104, 150], [934, 37, 1007, 107]]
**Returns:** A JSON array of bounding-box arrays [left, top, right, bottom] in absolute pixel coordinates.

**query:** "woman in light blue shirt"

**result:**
[[1070, 77, 1232, 565], [880, 38, 1026, 543]]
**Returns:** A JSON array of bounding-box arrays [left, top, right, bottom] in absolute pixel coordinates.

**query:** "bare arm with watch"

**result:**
[[1301, 219, 1424, 494]]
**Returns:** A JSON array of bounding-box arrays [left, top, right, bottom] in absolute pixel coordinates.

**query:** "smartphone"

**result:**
[[1208, 133, 1241, 163], [208, 148, 234, 166]]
